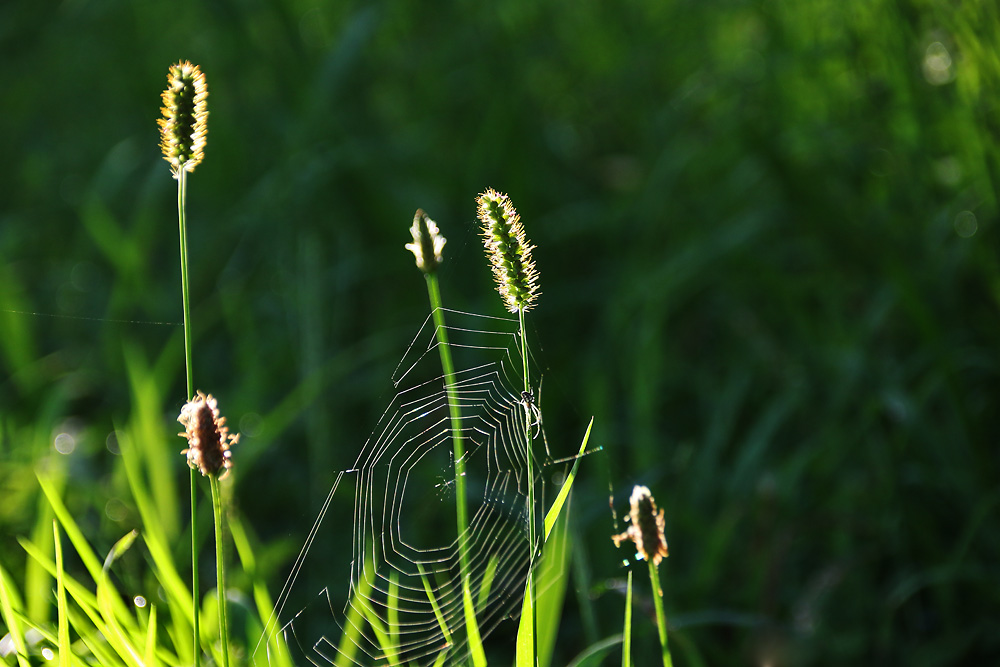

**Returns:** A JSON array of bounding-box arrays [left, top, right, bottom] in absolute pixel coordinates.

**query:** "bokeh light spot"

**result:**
[[954, 210, 977, 238], [54, 432, 76, 455]]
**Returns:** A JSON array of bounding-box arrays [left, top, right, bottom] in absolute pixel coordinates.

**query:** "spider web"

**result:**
[[256, 308, 562, 666]]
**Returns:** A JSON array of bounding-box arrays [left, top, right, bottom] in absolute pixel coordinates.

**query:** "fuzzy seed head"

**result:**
[[477, 189, 540, 313], [177, 391, 237, 479], [158, 60, 208, 177], [612, 485, 669, 565], [405, 209, 447, 273]]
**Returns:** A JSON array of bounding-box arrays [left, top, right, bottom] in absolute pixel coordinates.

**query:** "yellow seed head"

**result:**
[[158, 60, 208, 178], [612, 485, 669, 565], [477, 189, 540, 313], [177, 391, 237, 479], [405, 208, 447, 273]]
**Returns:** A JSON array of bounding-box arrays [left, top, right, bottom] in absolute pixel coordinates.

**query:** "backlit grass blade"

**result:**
[[622, 571, 633, 667], [417, 562, 453, 647], [476, 555, 499, 612], [54, 521, 70, 667], [543, 418, 593, 540], [229, 515, 293, 667], [0, 563, 32, 667], [144, 604, 158, 667], [333, 559, 374, 667], [565, 634, 623, 667]]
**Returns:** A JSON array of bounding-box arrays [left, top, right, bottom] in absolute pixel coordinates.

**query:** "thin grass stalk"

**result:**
[[209, 476, 230, 667], [423, 273, 485, 662], [519, 307, 538, 666], [53, 522, 69, 667], [648, 560, 673, 667], [176, 166, 201, 667], [424, 275, 469, 576]]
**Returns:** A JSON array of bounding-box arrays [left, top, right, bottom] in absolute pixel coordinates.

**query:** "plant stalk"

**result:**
[[648, 559, 673, 667], [177, 169, 200, 666], [424, 273, 486, 662], [210, 476, 231, 667], [519, 307, 538, 666]]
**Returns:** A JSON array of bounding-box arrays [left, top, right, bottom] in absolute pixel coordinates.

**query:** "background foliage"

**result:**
[[3, 0, 1000, 664]]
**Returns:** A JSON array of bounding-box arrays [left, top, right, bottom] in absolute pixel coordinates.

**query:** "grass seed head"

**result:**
[[477, 189, 540, 313], [405, 208, 447, 273], [178, 391, 237, 479], [158, 60, 208, 178], [612, 485, 669, 565]]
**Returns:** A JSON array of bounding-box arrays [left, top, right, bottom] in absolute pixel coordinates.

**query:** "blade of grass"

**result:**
[[515, 571, 535, 667], [534, 498, 572, 667], [416, 562, 453, 647], [622, 571, 633, 667], [229, 515, 293, 667], [476, 555, 499, 612], [36, 472, 102, 581], [54, 521, 70, 667], [333, 560, 374, 667], [0, 563, 32, 667], [144, 605, 158, 667], [565, 634, 623, 667], [543, 419, 593, 540]]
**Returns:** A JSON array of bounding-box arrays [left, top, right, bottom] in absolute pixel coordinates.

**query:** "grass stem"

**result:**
[[648, 559, 673, 667], [423, 273, 485, 663], [519, 307, 538, 666], [176, 168, 200, 666], [210, 475, 231, 667]]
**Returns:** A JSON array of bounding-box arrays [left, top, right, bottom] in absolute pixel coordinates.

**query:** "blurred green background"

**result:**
[[3, 0, 1000, 664]]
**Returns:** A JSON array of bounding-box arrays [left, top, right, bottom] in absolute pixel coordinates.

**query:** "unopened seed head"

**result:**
[[612, 485, 669, 565], [477, 189, 540, 313], [158, 60, 208, 178], [177, 391, 237, 479], [405, 209, 447, 273]]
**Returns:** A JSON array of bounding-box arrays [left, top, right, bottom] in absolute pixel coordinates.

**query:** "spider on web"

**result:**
[[519, 389, 543, 439]]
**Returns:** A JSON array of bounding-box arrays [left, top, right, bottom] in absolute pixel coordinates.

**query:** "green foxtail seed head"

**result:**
[[612, 485, 669, 565], [405, 209, 447, 273], [158, 60, 208, 178], [477, 189, 540, 313], [178, 391, 237, 479]]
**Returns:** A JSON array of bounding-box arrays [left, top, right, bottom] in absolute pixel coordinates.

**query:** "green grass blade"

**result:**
[[97, 531, 145, 667], [144, 604, 158, 667], [416, 562, 453, 646], [431, 647, 450, 667], [515, 571, 535, 667], [229, 515, 293, 667], [333, 561, 374, 667], [622, 571, 633, 667], [565, 634, 623, 667], [54, 521, 70, 667], [476, 555, 499, 612], [543, 418, 593, 540], [66, 605, 128, 667], [0, 563, 32, 667], [36, 472, 102, 582], [534, 501, 572, 667], [463, 580, 487, 667], [358, 594, 399, 667]]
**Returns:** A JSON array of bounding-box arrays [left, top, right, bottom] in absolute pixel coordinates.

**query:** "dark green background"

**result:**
[[3, 0, 1000, 664]]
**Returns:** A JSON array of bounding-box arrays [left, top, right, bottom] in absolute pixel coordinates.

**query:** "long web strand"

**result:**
[[177, 168, 201, 666]]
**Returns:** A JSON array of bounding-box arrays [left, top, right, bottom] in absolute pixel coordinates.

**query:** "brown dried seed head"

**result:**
[[612, 485, 669, 565], [177, 391, 237, 479]]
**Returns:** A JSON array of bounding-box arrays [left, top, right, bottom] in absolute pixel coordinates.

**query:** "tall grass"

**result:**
[[3, 0, 1000, 664]]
